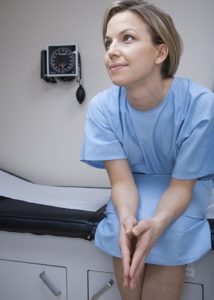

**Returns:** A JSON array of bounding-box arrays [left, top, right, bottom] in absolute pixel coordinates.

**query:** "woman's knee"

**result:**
[[141, 264, 186, 300]]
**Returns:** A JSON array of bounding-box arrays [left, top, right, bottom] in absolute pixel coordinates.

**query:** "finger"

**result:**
[[121, 251, 131, 287], [129, 233, 150, 278], [132, 219, 150, 237], [122, 250, 130, 276], [129, 245, 146, 279], [120, 237, 131, 286], [129, 258, 145, 289], [123, 216, 137, 235]]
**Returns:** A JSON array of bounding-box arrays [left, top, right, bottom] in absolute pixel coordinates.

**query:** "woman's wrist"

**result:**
[[119, 214, 137, 226], [119, 215, 137, 235], [151, 212, 172, 238]]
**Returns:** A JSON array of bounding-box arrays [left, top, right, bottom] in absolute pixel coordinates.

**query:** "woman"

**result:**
[[81, 1, 214, 299]]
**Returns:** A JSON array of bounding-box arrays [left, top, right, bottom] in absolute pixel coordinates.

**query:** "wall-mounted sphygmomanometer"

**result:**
[[41, 44, 85, 104]]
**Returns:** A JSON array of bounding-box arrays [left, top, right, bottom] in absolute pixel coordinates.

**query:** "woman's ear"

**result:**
[[155, 44, 168, 64]]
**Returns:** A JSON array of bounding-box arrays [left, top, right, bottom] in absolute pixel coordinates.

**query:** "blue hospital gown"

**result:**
[[80, 77, 214, 265]]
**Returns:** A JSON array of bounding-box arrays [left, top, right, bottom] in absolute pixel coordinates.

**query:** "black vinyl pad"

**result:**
[[0, 195, 106, 240]]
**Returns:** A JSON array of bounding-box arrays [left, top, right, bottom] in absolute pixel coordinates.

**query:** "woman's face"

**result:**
[[104, 10, 163, 88]]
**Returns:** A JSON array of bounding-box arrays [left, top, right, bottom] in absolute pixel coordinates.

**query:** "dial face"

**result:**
[[49, 47, 75, 75]]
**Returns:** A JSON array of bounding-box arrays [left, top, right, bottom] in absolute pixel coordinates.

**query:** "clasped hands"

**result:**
[[119, 216, 158, 289]]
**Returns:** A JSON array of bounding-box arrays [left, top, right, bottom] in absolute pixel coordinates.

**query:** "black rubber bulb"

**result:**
[[76, 84, 86, 104]]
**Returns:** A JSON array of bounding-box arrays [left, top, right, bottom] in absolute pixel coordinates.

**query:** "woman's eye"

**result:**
[[123, 35, 134, 43], [104, 40, 111, 50]]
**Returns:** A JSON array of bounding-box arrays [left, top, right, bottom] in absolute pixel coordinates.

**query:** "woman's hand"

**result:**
[[119, 216, 137, 287], [129, 219, 158, 288], [120, 217, 159, 289]]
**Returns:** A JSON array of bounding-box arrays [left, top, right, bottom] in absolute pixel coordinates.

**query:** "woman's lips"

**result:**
[[109, 63, 127, 71]]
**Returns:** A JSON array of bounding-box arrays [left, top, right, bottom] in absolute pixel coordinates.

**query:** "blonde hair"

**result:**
[[103, 0, 183, 78]]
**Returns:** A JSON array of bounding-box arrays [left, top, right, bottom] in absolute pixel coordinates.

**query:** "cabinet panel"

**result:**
[[182, 282, 203, 300], [88, 270, 121, 300], [0, 260, 67, 300]]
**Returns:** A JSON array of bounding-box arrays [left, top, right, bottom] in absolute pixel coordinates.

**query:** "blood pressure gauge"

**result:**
[[41, 44, 85, 103], [47, 45, 78, 77]]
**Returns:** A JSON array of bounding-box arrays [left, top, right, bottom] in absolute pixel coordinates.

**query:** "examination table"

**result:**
[[0, 169, 213, 300]]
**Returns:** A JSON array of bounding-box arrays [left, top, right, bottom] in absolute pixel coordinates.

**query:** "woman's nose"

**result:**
[[107, 41, 121, 57]]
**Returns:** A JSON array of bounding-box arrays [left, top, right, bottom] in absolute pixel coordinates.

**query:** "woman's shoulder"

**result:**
[[173, 77, 213, 101], [88, 85, 124, 124], [171, 77, 214, 115], [89, 85, 122, 107]]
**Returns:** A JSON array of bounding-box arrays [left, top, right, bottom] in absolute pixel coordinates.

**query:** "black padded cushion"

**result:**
[[208, 218, 214, 249], [0, 196, 106, 240]]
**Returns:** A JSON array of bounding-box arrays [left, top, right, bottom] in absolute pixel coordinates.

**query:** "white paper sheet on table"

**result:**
[[0, 170, 110, 212], [0, 169, 213, 217]]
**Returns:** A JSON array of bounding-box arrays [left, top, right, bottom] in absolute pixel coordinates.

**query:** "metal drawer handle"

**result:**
[[91, 279, 114, 300], [39, 271, 61, 296]]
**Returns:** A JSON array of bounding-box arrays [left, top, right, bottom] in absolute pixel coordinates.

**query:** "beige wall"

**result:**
[[0, 0, 213, 187]]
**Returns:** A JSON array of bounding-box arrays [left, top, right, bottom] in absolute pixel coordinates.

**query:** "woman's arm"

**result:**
[[104, 159, 139, 286], [129, 178, 196, 288], [104, 159, 139, 224], [152, 178, 196, 236]]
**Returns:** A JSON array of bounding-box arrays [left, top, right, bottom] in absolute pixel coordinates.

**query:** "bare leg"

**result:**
[[141, 264, 186, 300], [113, 257, 144, 300]]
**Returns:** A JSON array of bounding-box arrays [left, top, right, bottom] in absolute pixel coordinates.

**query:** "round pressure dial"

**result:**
[[49, 47, 75, 75]]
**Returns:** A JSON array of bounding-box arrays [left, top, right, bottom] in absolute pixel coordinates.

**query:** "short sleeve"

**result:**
[[172, 92, 214, 181], [80, 92, 127, 169]]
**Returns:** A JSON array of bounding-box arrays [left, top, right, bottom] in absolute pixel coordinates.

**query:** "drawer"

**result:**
[[88, 270, 120, 300], [0, 259, 67, 300]]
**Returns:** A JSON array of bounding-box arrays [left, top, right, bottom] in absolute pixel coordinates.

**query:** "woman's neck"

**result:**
[[126, 77, 173, 111]]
